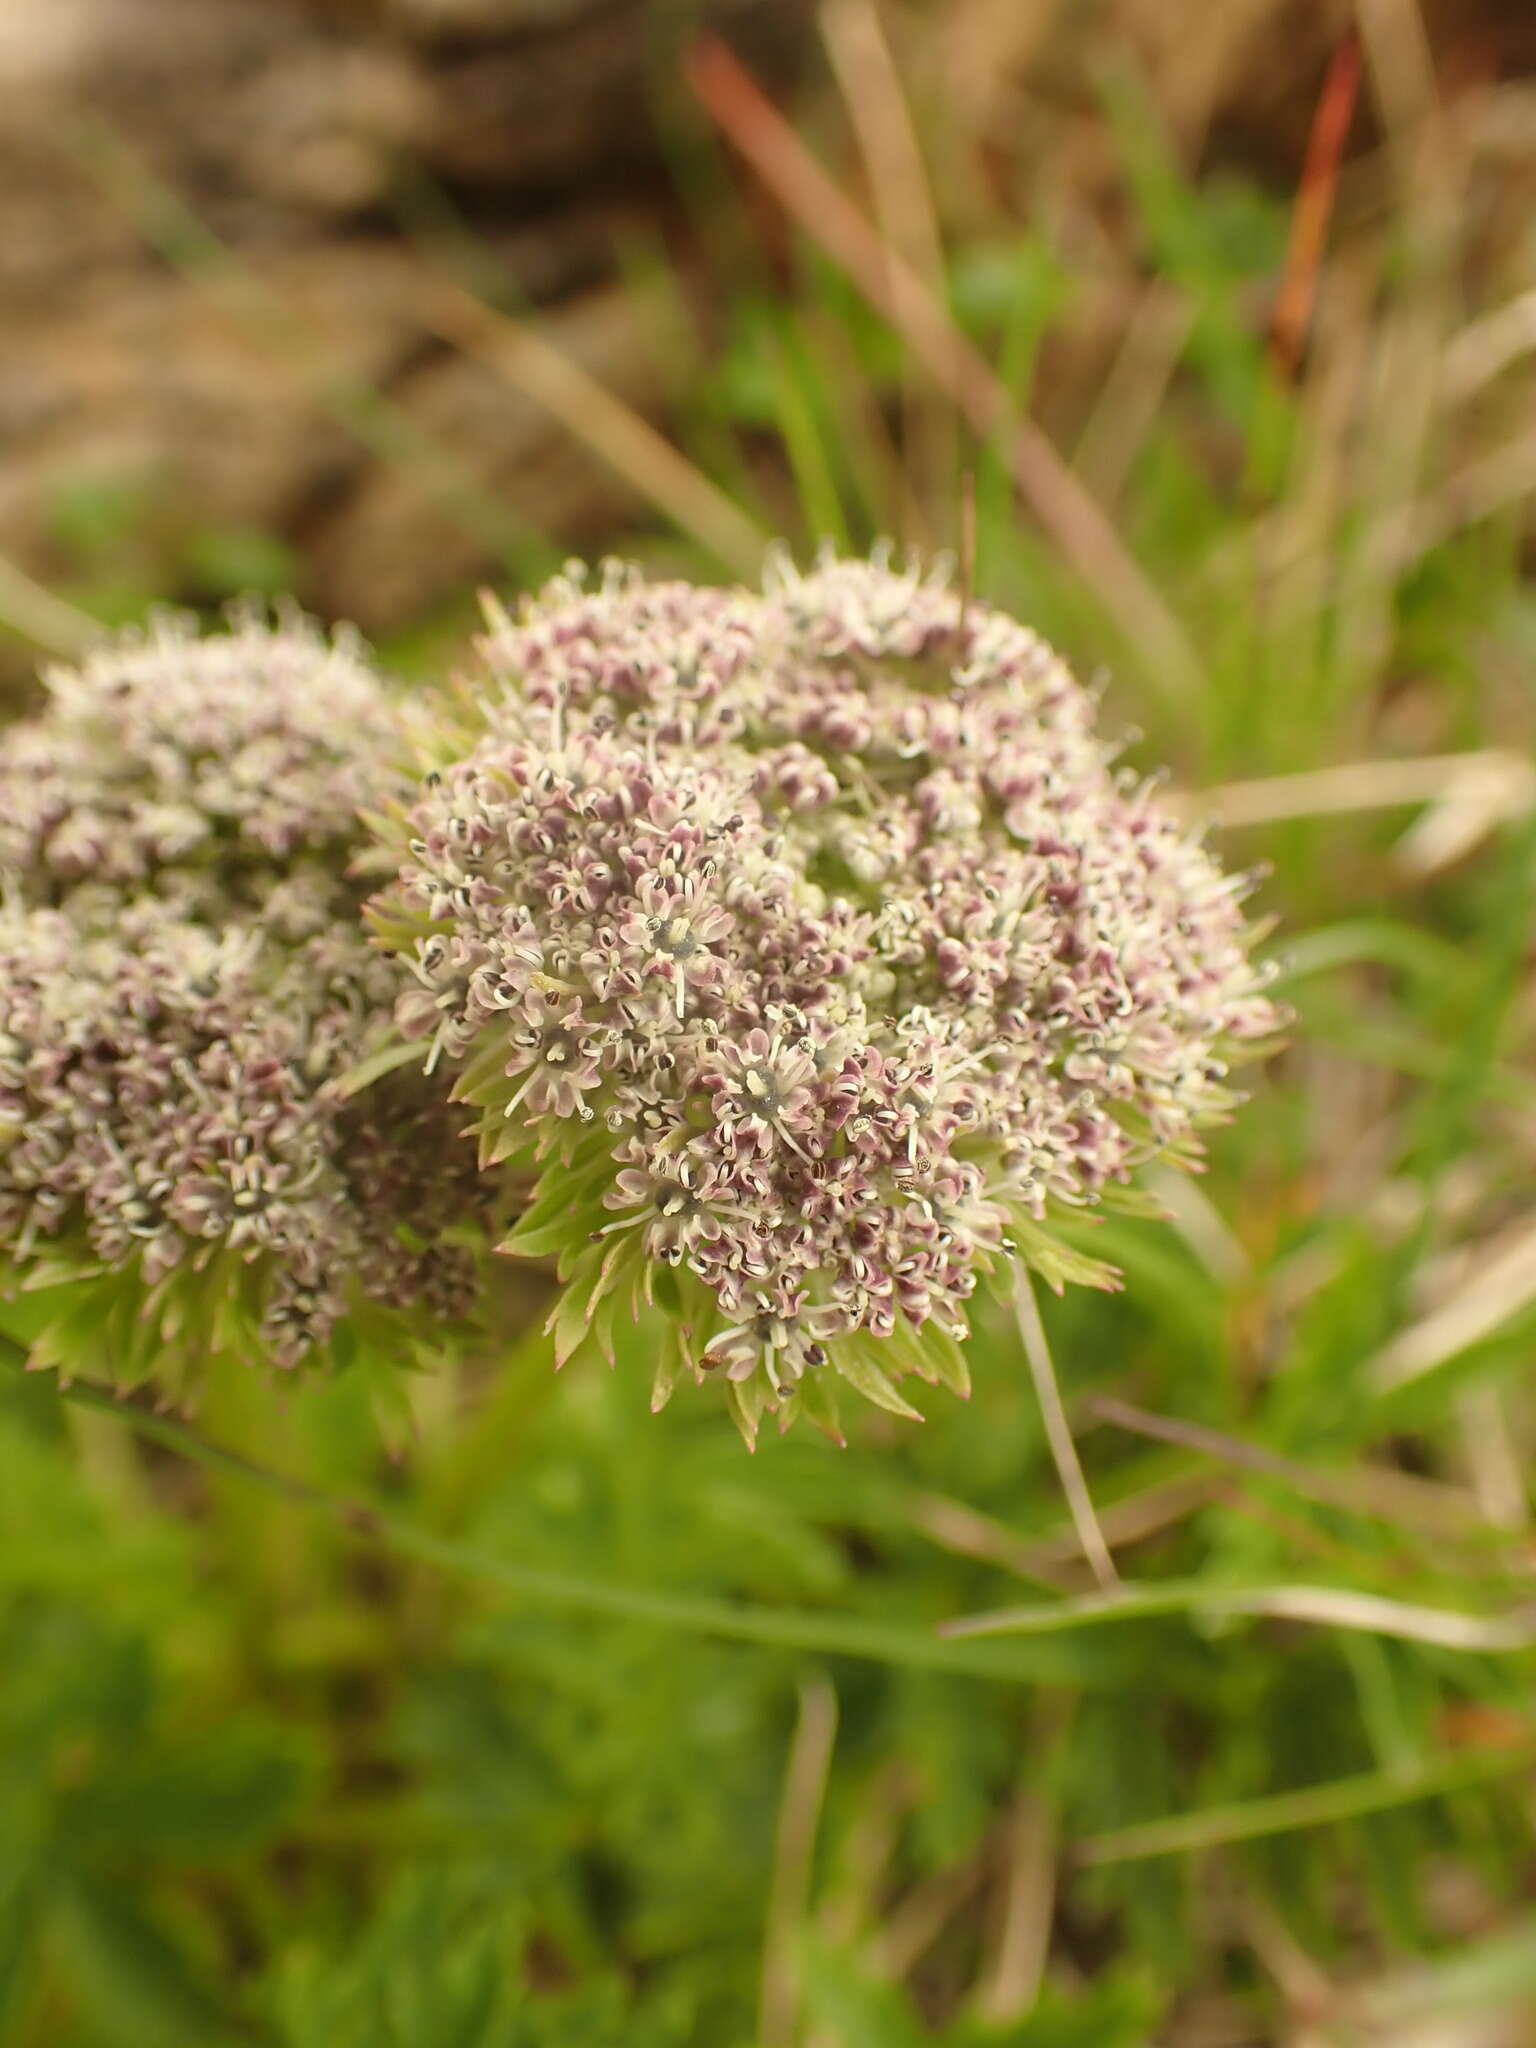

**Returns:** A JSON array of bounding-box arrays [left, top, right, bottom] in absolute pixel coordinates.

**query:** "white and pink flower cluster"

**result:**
[[0, 614, 491, 1392], [378, 551, 1280, 1442]]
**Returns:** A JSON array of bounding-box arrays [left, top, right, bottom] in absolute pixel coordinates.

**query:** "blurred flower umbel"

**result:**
[[0, 612, 496, 1404], [0, 609, 392, 902], [374, 550, 1282, 1445]]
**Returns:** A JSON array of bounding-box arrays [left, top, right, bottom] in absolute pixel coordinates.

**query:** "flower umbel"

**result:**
[[0, 607, 394, 900], [0, 613, 497, 1401], [374, 550, 1282, 1445]]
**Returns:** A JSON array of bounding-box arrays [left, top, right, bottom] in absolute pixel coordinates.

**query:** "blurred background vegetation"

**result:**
[[1, 0, 1535, 2042]]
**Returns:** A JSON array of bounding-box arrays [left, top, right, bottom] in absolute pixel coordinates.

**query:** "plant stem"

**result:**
[[1014, 1269, 1118, 1589]]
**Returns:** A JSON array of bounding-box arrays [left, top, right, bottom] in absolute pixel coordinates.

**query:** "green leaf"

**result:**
[[798, 1943, 930, 2048], [1009, 1220, 1122, 1295], [334, 1038, 426, 1099], [835, 1341, 926, 1423], [950, 1970, 1162, 2045], [50, 1877, 237, 2048], [547, 1271, 596, 1369], [496, 1218, 575, 1261], [72, 1727, 310, 1862]]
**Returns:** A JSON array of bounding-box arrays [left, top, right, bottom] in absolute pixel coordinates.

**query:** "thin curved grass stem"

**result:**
[[1014, 1268, 1119, 1590], [759, 1673, 838, 2048]]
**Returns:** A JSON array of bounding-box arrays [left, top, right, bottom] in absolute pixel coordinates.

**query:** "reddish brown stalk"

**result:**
[[1270, 32, 1363, 379]]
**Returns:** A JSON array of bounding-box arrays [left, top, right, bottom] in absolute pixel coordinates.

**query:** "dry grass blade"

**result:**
[[946, 1579, 1536, 1652], [912, 1475, 1215, 1585], [1368, 432, 1536, 585], [1333, 0, 1455, 688], [1073, 284, 1194, 510], [865, 1853, 985, 1981], [420, 283, 769, 579], [1393, 753, 1536, 877], [1215, 1586, 1536, 1651], [971, 1789, 1054, 2023], [1457, 1385, 1530, 1533], [760, 1674, 839, 2048], [938, 0, 1061, 138], [1191, 751, 1536, 876], [969, 1705, 1068, 2024], [1355, 0, 1439, 138], [1249, 376, 1536, 620], [1090, 1395, 1494, 1539], [0, 558, 104, 657], [1015, 1270, 1118, 1589], [820, 0, 954, 534], [1241, 1890, 1340, 2029], [1344, 1912, 1536, 2041], [815, 1762, 907, 1951], [1075, 1739, 1536, 1866], [819, 0, 946, 285], [1442, 286, 1536, 398], [1143, 1161, 1249, 1282], [686, 35, 1205, 703], [907, 1491, 1078, 1588], [1372, 1217, 1536, 1392]]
